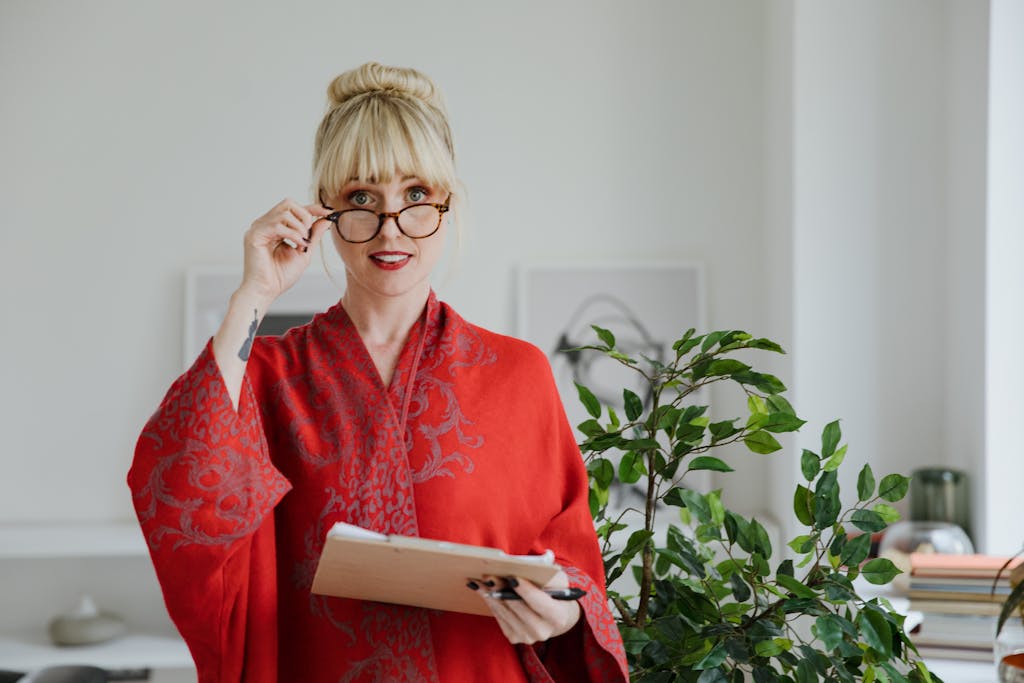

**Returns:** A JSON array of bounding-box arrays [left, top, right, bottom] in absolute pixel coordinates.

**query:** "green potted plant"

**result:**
[[573, 326, 940, 682]]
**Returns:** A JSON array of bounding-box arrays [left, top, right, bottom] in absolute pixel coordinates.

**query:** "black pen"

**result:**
[[485, 587, 587, 601]]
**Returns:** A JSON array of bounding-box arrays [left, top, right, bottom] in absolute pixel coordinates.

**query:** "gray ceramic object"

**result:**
[[47, 597, 125, 647]]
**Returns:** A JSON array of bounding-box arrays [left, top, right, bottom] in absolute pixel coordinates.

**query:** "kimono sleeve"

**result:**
[[517, 358, 630, 683], [126, 340, 291, 682]]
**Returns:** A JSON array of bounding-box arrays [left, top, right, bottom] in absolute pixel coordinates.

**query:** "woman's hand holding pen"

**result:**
[[468, 569, 582, 645]]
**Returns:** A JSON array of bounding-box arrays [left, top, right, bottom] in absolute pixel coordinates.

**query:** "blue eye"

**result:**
[[407, 187, 428, 203], [349, 191, 372, 206]]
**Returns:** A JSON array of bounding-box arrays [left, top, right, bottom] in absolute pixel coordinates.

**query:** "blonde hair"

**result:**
[[312, 62, 458, 202]]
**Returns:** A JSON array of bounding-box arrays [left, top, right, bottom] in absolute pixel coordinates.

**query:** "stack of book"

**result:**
[[907, 553, 1022, 661]]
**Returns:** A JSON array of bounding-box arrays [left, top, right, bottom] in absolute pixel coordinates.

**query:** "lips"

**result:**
[[370, 251, 412, 270]]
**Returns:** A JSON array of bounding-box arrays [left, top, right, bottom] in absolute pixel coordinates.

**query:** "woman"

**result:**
[[128, 62, 628, 682]]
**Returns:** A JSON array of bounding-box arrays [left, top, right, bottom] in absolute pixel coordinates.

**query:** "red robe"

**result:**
[[128, 292, 628, 682]]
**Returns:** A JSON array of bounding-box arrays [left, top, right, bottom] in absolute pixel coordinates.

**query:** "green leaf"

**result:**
[[618, 451, 646, 485], [821, 420, 841, 458], [748, 394, 768, 415], [707, 358, 751, 376], [814, 614, 847, 650], [793, 485, 815, 526], [709, 420, 741, 444], [801, 450, 820, 480], [707, 490, 726, 525], [656, 547, 706, 577], [574, 382, 602, 419], [873, 503, 901, 523], [688, 456, 734, 473], [694, 643, 728, 670], [795, 659, 819, 683], [822, 444, 847, 472], [731, 370, 787, 394], [676, 489, 712, 524], [857, 463, 876, 502], [620, 625, 650, 655], [840, 533, 872, 568], [861, 558, 902, 585], [766, 393, 796, 415], [761, 412, 807, 433], [588, 458, 614, 489], [592, 324, 616, 349], [997, 578, 1024, 635], [777, 573, 817, 599], [878, 474, 910, 502], [696, 669, 729, 683], [851, 509, 887, 533], [701, 331, 726, 352], [664, 487, 687, 508], [577, 419, 604, 438], [814, 471, 841, 528], [754, 638, 791, 657], [744, 430, 782, 454], [730, 572, 751, 602], [619, 529, 654, 568], [623, 389, 643, 421], [749, 518, 773, 557], [857, 608, 893, 658], [788, 534, 816, 554]]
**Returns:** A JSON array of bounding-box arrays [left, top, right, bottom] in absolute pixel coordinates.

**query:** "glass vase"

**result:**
[[996, 619, 1024, 682]]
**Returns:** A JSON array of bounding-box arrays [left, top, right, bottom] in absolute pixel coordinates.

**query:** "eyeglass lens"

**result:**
[[338, 205, 441, 242]]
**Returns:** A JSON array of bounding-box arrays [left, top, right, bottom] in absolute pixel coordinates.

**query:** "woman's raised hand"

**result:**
[[213, 199, 333, 410], [239, 199, 334, 304]]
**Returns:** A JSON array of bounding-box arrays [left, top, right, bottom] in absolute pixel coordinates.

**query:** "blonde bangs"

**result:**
[[314, 95, 456, 201]]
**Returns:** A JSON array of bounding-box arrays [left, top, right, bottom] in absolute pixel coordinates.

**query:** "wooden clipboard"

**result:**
[[311, 523, 561, 616]]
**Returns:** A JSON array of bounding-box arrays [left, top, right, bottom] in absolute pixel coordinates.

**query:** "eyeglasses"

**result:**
[[318, 191, 451, 244]]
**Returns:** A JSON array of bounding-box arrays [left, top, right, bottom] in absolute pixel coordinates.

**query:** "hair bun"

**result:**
[[327, 62, 443, 110]]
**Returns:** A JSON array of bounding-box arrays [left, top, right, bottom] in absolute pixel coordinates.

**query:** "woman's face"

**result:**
[[324, 174, 448, 303]]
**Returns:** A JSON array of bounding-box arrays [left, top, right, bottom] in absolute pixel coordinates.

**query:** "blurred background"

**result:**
[[0, 0, 1021, 678]]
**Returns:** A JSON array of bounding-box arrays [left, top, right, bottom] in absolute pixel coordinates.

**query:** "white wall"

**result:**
[[0, 1, 1007, 555], [785, 1, 990, 544], [984, 0, 1024, 556], [0, 1, 773, 522]]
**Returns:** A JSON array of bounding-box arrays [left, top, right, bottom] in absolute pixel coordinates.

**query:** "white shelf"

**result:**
[[0, 521, 147, 559], [0, 633, 193, 670]]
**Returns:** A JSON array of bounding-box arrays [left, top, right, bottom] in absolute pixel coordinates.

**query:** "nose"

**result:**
[[378, 212, 403, 239]]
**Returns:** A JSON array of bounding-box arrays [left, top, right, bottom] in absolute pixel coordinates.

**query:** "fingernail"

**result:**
[[506, 578, 519, 588], [466, 581, 479, 590]]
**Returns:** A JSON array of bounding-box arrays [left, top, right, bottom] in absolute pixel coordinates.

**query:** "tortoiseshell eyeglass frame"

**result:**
[[317, 190, 451, 244]]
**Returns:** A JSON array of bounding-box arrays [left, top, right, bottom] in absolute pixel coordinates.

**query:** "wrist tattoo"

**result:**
[[238, 308, 258, 361]]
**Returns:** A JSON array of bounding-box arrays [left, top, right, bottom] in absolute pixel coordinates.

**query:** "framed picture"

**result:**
[[517, 262, 709, 519]]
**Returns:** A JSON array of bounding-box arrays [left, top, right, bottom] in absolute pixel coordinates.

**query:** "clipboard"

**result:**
[[311, 522, 561, 616]]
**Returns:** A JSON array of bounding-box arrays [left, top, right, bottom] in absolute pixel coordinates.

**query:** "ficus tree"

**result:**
[[574, 327, 941, 682]]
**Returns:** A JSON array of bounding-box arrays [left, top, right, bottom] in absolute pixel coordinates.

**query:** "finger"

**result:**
[[304, 202, 334, 217], [279, 213, 312, 243], [249, 222, 309, 254], [284, 204, 320, 238], [308, 217, 333, 247], [483, 590, 533, 644], [467, 580, 522, 643], [511, 577, 571, 625]]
